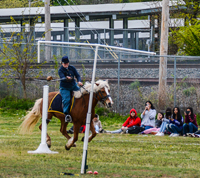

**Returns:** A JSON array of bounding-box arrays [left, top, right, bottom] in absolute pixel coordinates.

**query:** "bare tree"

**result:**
[[0, 17, 43, 98]]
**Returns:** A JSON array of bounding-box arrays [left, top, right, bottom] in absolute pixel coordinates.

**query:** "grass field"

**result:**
[[1, 109, 200, 178]]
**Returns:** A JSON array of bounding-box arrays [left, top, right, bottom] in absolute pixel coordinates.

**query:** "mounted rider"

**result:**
[[58, 56, 83, 123]]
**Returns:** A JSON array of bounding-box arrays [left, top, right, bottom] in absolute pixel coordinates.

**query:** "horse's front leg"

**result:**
[[88, 121, 97, 142], [65, 123, 81, 150], [60, 118, 71, 140], [81, 121, 97, 142], [59, 118, 77, 148]]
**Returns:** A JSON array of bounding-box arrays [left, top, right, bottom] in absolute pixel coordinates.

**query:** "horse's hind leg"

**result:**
[[65, 123, 81, 150], [39, 113, 53, 148]]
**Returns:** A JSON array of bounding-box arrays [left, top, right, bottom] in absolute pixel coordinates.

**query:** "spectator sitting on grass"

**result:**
[[166, 107, 184, 137], [182, 107, 198, 137], [68, 114, 105, 134], [155, 108, 172, 136], [106, 108, 141, 134], [67, 125, 86, 134], [140, 112, 164, 134], [93, 114, 104, 133], [141, 101, 156, 130]]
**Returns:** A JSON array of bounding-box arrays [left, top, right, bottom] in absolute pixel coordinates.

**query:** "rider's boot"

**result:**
[[65, 114, 72, 123]]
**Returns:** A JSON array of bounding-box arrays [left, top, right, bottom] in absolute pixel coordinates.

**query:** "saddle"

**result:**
[[48, 93, 75, 114]]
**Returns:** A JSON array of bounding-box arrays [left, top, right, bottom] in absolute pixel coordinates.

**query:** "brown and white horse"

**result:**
[[19, 80, 113, 150]]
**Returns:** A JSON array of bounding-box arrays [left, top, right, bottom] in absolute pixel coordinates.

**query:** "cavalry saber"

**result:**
[[47, 78, 65, 82], [46, 76, 65, 82]]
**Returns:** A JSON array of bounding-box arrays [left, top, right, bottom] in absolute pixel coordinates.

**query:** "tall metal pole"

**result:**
[[174, 57, 177, 107], [117, 52, 120, 112], [81, 45, 99, 174], [158, 0, 169, 109], [28, 85, 58, 154], [45, 0, 51, 62]]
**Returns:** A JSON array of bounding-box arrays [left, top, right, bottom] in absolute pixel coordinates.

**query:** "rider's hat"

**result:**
[[62, 56, 69, 63]]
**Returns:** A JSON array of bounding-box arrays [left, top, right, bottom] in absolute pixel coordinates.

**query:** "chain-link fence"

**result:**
[[0, 26, 150, 58]]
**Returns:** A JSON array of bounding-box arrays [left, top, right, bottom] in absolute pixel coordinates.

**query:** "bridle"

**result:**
[[80, 85, 112, 106], [95, 89, 111, 105]]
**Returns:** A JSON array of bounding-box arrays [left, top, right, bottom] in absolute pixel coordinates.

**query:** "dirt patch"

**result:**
[[67, 167, 76, 170], [112, 174, 121, 177]]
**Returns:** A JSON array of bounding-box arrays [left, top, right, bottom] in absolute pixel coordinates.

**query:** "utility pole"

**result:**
[[158, 0, 169, 109], [45, 0, 51, 62]]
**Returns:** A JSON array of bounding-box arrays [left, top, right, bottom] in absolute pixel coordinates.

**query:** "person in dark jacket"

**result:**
[[183, 107, 198, 137], [166, 107, 184, 137], [58, 56, 83, 123]]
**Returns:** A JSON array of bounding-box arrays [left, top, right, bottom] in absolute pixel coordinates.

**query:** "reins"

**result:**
[[95, 90, 111, 105], [80, 85, 89, 93]]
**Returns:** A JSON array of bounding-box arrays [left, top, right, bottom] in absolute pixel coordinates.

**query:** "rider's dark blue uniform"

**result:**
[[58, 56, 82, 122]]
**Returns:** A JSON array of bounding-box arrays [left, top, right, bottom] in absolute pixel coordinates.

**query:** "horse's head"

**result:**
[[95, 80, 113, 108]]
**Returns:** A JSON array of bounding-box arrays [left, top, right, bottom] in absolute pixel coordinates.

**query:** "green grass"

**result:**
[[1, 109, 200, 178]]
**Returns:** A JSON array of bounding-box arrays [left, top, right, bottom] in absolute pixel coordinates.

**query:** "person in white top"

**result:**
[[93, 114, 103, 133], [141, 101, 156, 130]]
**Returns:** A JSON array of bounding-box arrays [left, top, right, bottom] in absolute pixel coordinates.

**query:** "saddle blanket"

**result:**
[[48, 93, 75, 114]]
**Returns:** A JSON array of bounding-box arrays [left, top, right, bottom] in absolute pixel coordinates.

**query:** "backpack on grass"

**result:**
[[128, 126, 145, 134]]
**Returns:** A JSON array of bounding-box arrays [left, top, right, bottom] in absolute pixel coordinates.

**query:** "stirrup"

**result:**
[[65, 115, 72, 123]]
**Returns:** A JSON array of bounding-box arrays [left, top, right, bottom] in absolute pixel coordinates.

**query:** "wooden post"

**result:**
[[158, 0, 169, 109], [45, 0, 51, 62]]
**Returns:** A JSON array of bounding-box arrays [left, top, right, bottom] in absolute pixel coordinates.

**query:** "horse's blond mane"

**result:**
[[74, 79, 110, 98]]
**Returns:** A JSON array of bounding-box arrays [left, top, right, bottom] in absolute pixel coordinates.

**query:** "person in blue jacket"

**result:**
[[58, 56, 83, 123]]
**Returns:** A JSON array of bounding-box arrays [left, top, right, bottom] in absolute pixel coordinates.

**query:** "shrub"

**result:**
[[95, 107, 110, 116], [0, 96, 34, 110], [129, 80, 140, 90], [196, 114, 200, 126]]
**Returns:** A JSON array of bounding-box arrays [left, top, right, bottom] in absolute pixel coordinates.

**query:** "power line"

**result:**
[[57, 0, 119, 60], [67, 0, 119, 60], [56, 0, 103, 60]]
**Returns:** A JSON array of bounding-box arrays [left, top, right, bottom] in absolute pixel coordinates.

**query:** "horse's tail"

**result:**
[[19, 98, 42, 134]]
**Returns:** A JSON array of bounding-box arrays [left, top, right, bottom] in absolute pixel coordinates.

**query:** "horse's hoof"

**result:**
[[46, 140, 51, 148], [72, 143, 76, 147], [81, 137, 84, 142], [65, 145, 70, 150]]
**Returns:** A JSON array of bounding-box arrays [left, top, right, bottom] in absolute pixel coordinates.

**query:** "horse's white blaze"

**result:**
[[66, 137, 74, 147], [105, 87, 113, 104]]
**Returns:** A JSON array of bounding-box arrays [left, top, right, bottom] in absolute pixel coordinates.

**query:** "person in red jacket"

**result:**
[[107, 108, 141, 134], [122, 108, 141, 133]]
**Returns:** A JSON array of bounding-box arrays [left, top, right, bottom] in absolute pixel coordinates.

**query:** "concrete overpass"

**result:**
[[0, 1, 185, 53]]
